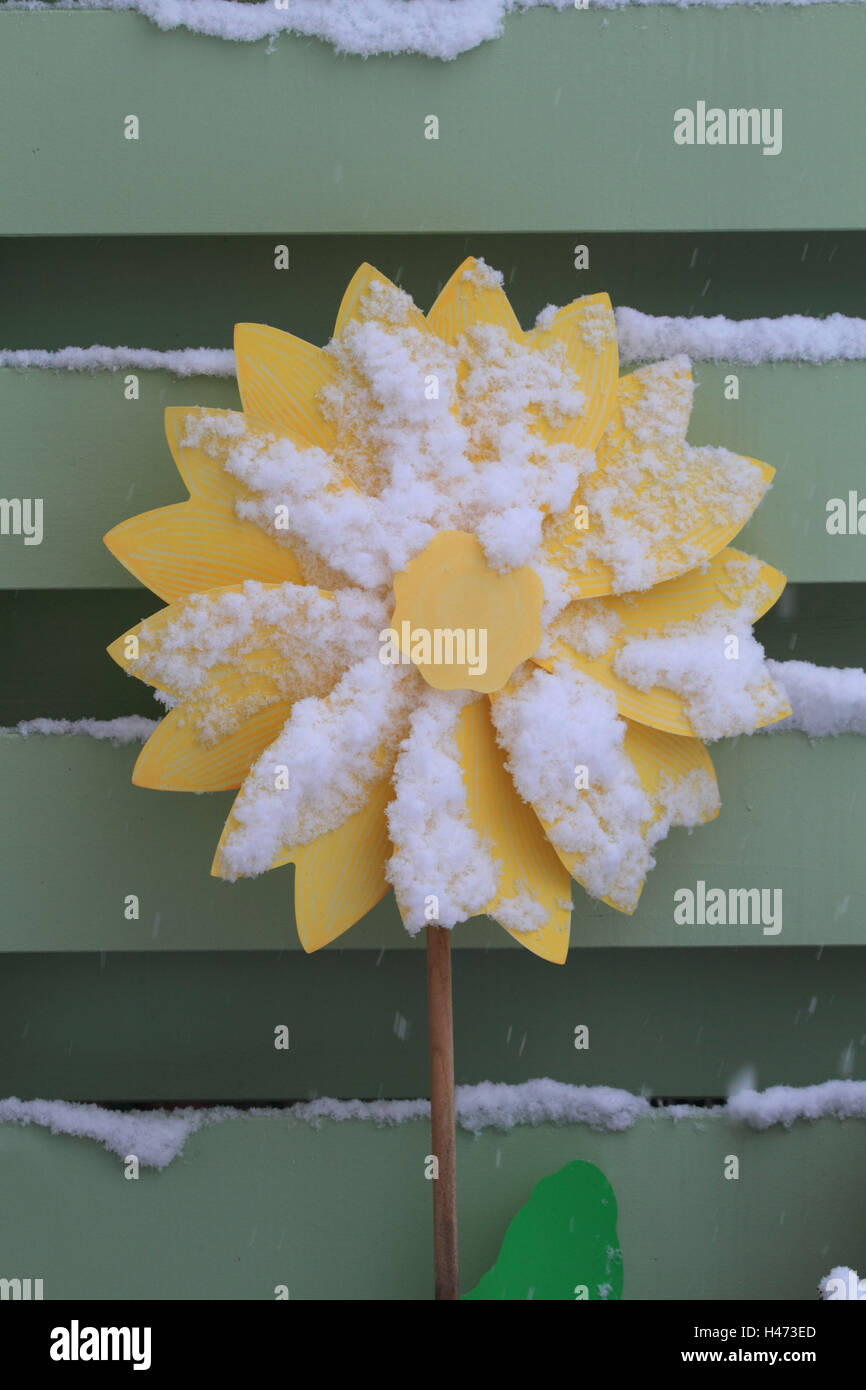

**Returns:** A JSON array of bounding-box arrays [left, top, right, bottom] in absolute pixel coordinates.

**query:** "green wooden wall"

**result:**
[[1, 1114, 861, 1301], [0, 10, 864, 1300], [1, 9, 864, 232]]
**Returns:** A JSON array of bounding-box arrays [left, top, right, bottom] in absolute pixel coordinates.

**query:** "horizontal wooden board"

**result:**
[[1, 730, 863, 951], [0, 1112, 862, 1299], [1, 363, 864, 588], [3, 233, 863, 350], [0, 10, 865, 233], [1, 947, 862, 1102]]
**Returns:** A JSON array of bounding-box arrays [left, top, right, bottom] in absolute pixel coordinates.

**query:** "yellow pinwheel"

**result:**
[[105, 258, 789, 965]]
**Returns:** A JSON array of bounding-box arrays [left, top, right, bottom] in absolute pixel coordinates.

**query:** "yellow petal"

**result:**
[[108, 615, 170, 695], [543, 359, 775, 598], [426, 257, 523, 344], [132, 699, 292, 792], [234, 322, 336, 447], [104, 406, 304, 600], [528, 293, 619, 451], [286, 781, 392, 952], [623, 719, 718, 816], [333, 262, 429, 337], [210, 777, 391, 951], [103, 501, 302, 604], [456, 699, 572, 962], [555, 548, 787, 736]]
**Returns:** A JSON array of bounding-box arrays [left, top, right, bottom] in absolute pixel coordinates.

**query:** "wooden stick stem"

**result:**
[[426, 924, 459, 1300]]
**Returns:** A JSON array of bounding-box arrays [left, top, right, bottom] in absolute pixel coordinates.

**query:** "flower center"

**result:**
[[388, 531, 543, 694]]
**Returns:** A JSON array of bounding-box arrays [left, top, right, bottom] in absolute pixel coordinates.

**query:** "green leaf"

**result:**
[[463, 1160, 623, 1300]]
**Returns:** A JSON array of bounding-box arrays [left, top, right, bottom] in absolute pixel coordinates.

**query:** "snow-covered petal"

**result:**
[[491, 662, 718, 913], [214, 658, 419, 880], [529, 292, 619, 451], [426, 256, 522, 345], [333, 262, 430, 338], [109, 582, 387, 745], [385, 690, 499, 932], [542, 357, 774, 598], [552, 548, 789, 738]]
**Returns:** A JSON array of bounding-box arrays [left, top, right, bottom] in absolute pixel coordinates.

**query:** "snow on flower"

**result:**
[[104, 258, 790, 961]]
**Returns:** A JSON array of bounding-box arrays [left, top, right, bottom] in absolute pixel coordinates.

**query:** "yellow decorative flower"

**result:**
[[105, 258, 790, 964]]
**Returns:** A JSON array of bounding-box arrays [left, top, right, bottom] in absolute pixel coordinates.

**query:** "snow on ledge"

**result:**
[[615, 310, 866, 366], [8, 1, 864, 64], [819, 1266, 865, 1300], [0, 346, 235, 377], [3, 314, 866, 378], [2, 1079, 864, 1170], [766, 662, 866, 739], [0, 1097, 212, 1170], [726, 1081, 866, 1128], [6, 662, 866, 747], [7, 717, 159, 744]]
